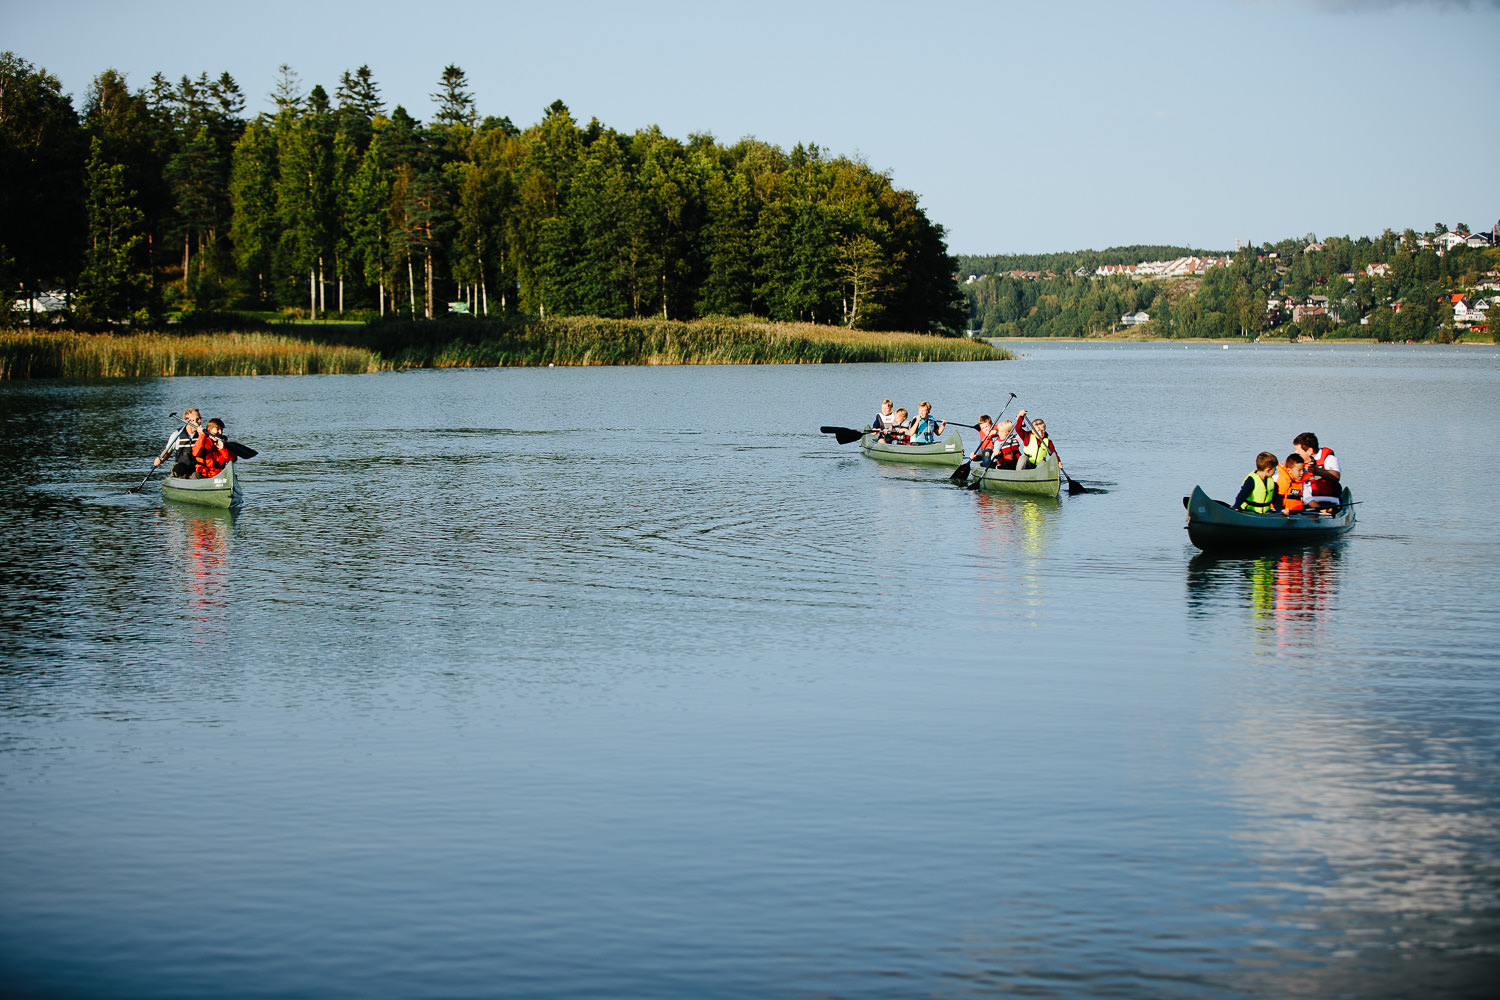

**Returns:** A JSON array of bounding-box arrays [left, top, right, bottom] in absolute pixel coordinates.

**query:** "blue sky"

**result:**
[[5, 0, 1498, 254]]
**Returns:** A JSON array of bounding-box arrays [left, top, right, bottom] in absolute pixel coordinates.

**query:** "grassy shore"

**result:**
[[1, 316, 1009, 379], [0, 331, 382, 378]]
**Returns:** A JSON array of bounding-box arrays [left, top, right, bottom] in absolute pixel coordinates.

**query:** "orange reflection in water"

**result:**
[[1189, 545, 1342, 651], [158, 507, 234, 642]]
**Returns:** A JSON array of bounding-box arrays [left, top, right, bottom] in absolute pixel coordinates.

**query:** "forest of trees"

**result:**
[[960, 232, 1499, 342], [1, 53, 966, 334]]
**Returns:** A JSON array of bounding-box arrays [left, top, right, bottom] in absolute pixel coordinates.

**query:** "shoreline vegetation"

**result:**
[[0, 317, 1010, 379]]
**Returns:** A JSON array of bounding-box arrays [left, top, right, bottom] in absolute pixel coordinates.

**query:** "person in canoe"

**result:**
[[968, 415, 1021, 469], [877, 407, 911, 444], [191, 418, 237, 479], [1233, 452, 1284, 513], [155, 407, 203, 477], [907, 402, 947, 443], [873, 399, 900, 434], [1015, 410, 1059, 469], [1292, 432, 1341, 512], [1276, 453, 1307, 514]]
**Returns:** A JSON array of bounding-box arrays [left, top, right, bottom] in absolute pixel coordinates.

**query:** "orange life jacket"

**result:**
[[1276, 467, 1305, 512], [192, 433, 235, 478]]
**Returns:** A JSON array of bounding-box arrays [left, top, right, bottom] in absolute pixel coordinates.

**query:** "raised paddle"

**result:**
[[1014, 412, 1086, 496], [958, 393, 1016, 487]]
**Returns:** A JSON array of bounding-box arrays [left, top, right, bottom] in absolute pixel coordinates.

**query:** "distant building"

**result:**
[[1121, 310, 1150, 327], [1435, 231, 1478, 252]]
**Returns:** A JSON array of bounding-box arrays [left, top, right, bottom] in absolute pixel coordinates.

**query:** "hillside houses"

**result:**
[[1093, 255, 1232, 278], [1436, 230, 1492, 252]]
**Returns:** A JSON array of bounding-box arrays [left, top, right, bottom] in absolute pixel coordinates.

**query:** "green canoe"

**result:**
[[162, 461, 242, 509], [859, 429, 965, 467], [967, 453, 1062, 497], [1184, 484, 1355, 552]]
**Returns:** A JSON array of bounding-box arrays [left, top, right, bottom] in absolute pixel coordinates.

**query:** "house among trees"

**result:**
[[1121, 310, 1150, 326], [1435, 230, 1491, 252]]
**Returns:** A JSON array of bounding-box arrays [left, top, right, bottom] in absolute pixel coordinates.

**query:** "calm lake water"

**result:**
[[2, 342, 1498, 999]]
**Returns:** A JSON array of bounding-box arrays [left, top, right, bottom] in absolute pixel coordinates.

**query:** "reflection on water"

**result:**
[[970, 491, 1057, 615], [3, 353, 1499, 999], [1187, 544, 1341, 650], [157, 506, 235, 642]]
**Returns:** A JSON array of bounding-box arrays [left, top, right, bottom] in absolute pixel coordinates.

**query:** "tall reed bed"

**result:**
[[1, 331, 382, 378], [2, 318, 1009, 378], [378, 316, 1012, 367]]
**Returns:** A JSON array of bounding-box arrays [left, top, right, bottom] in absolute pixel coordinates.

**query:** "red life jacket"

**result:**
[[1306, 447, 1339, 498]]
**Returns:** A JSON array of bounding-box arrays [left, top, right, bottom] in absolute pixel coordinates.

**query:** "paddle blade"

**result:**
[[227, 441, 258, 459], [948, 462, 971, 483], [1068, 478, 1087, 495], [819, 426, 865, 445]]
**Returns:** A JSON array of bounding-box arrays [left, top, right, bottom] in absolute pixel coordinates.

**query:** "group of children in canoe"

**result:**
[[152, 408, 238, 480], [1233, 432, 1342, 515], [871, 398, 1061, 471]]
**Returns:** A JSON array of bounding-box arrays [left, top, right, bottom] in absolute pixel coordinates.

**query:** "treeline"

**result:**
[[1, 53, 966, 334], [962, 230, 1499, 341]]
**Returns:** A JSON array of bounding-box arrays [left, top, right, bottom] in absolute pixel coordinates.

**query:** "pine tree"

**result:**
[[75, 136, 149, 324]]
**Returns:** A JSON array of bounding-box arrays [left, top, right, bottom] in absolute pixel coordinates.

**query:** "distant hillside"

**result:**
[[957, 228, 1499, 342], [956, 246, 1229, 278]]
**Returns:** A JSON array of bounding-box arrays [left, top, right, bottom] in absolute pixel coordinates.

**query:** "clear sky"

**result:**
[[4, 0, 1497, 254]]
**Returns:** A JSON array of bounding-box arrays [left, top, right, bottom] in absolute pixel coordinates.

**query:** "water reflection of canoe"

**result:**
[[968, 454, 1062, 497], [162, 461, 242, 509], [859, 429, 965, 467], [1184, 484, 1354, 552]]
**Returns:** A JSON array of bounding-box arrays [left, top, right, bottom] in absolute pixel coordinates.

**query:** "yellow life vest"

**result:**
[[1024, 430, 1050, 466], [1238, 472, 1277, 514]]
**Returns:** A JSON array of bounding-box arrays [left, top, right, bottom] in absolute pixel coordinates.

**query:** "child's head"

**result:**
[[918, 401, 931, 416], [184, 407, 200, 422], [997, 420, 1014, 436], [893, 408, 908, 423], [881, 398, 894, 412], [1284, 453, 1305, 472], [1256, 451, 1278, 474], [978, 414, 991, 428], [206, 418, 225, 435]]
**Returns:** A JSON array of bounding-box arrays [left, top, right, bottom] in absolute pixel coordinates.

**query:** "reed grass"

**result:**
[[372, 316, 1011, 367], [1, 317, 1009, 379], [1, 331, 382, 378]]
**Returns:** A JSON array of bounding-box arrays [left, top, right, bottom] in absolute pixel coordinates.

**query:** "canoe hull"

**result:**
[[968, 454, 1062, 497], [859, 430, 965, 467], [162, 462, 241, 509], [1185, 484, 1354, 552]]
